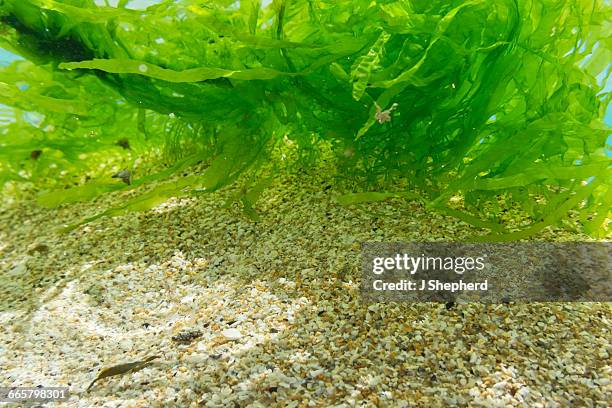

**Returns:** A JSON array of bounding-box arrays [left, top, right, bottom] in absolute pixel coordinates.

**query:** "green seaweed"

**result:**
[[0, 0, 609, 239]]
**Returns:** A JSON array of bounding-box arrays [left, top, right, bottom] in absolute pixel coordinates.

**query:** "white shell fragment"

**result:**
[[221, 328, 242, 341]]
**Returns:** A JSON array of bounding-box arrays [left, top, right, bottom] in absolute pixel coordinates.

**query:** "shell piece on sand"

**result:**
[[221, 328, 242, 340]]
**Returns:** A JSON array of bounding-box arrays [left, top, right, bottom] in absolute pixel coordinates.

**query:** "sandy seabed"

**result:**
[[0, 170, 610, 407]]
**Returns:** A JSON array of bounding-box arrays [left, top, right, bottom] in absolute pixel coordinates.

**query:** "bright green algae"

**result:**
[[0, 0, 609, 239]]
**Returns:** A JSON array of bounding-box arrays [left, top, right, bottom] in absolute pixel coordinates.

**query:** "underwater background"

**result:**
[[0, 1, 611, 407]]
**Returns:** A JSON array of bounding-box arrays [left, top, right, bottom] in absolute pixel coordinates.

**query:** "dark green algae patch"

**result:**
[[0, 0, 609, 240]]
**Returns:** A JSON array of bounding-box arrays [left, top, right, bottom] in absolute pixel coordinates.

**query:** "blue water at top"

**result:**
[[0, 48, 23, 66]]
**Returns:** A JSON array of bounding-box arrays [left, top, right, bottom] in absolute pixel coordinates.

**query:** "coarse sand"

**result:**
[[1, 170, 610, 407]]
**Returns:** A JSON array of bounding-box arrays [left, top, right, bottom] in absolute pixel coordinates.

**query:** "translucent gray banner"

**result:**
[[361, 242, 611, 303]]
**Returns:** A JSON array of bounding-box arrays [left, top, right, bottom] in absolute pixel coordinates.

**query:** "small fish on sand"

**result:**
[[171, 330, 203, 344]]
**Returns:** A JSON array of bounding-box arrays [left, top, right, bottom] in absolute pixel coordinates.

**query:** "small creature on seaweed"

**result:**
[[374, 102, 398, 124], [111, 169, 131, 185], [115, 138, 131, 150]]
